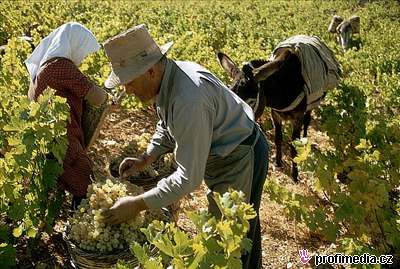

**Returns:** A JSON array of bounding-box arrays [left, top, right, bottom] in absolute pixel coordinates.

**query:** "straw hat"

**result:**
[[103, 24, 173, 89]]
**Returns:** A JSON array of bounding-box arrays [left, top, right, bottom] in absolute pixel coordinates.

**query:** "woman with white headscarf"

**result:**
[[26, 22, 106, 208]]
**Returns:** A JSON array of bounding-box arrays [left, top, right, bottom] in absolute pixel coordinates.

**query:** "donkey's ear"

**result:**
[[253, 61, 280, 82], [253, 49, 292, 82], [349, 15, 360, 33], [217, 52, 243, 79], [328, 15, 344, 33]]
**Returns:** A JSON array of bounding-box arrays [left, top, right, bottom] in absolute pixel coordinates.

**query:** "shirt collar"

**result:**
[[156, 58, 174, 107]]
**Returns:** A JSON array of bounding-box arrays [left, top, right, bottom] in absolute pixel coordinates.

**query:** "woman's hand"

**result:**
[[85, 85, 107, 106], [101, 195, 148, 225]]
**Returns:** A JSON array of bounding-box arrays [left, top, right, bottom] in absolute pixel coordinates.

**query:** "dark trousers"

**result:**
[[242, 127, 269, 269], [71, 195, 85, 210]]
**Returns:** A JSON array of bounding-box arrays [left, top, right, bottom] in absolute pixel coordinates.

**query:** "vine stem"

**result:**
[[374, 209, 389, 253]]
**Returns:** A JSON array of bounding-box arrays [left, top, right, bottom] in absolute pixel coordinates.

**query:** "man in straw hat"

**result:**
[[102, 24, 268, 268]]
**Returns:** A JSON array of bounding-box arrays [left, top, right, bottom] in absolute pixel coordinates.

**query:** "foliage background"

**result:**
[[0, 0, 399, 267]]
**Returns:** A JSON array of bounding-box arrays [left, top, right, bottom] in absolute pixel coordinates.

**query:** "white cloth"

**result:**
[[272, 35, 341, 111], [25, 22, 100, 80]]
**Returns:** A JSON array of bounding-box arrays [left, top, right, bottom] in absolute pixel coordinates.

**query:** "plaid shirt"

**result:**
[[28, 57, 94, 197]]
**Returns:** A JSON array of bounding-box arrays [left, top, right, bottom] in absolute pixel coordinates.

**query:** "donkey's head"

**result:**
[[218, 51, 291, 119], [217, 52, 271, 119], [328, 15, 360, 50]]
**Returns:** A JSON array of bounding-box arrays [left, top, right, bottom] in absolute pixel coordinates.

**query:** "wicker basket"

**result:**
[[82, 99, 111, 151], [64, 235, 139, 269], [64, 215, 170, 269], [82, 91, 125, 150], [127, 177, 159, 191], [64, 207, 173, 269]]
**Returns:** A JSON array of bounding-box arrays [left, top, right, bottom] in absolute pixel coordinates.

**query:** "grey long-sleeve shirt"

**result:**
[[142, 58, 255, 209]]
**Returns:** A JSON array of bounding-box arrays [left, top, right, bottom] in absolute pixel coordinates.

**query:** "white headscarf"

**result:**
[[25, 22, 100, 80]]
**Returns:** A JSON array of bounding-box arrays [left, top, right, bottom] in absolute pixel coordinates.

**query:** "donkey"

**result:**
[[328, 15, 360, 50], [218, 36, 340, 182]]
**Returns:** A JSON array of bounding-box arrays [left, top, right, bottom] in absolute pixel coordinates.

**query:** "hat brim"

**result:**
[[104, 41, 173, 89]]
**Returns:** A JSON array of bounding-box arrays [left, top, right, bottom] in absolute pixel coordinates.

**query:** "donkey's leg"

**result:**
[[303, 111, 312, 137], [271, 111, 283, 167], [291, 117, 303, 182]]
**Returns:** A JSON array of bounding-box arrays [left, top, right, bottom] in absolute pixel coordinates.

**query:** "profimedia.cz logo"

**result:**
[[298, 249, 393, 266]]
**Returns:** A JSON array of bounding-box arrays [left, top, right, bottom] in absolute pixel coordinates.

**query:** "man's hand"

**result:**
[[101, 195, 147, 225], [119, 154, 156, 179]]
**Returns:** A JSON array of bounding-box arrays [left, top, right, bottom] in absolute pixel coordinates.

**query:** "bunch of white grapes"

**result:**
[[69, 178, 167, 253]]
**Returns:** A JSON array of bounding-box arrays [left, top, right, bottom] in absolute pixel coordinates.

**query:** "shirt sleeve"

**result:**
[[146, 120, 175, 160], [38, 58, 94, 99], [142, 101, 213, 209]]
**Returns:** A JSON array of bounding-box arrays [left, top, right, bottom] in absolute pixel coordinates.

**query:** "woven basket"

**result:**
[[64, 235, 139, 269], [64, 207, 173, 269], [127, 177, 159, 191], [82, 98, 111, 151], [82, 91, 125, 150], [64, 214, 170, 269]]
